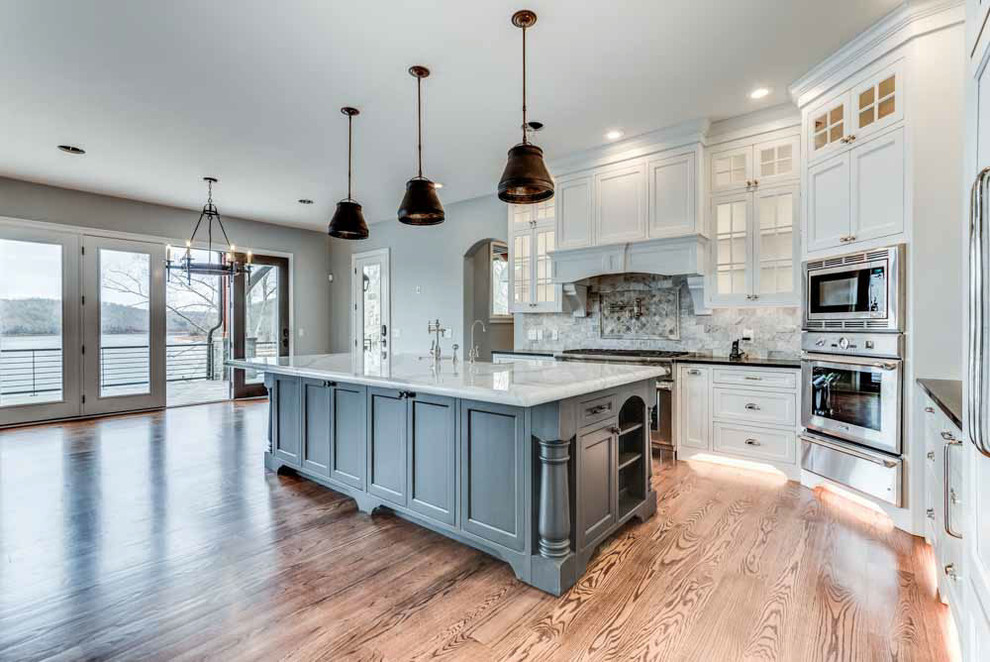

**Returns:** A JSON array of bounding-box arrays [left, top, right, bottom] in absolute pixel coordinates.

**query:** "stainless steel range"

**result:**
[[556, 349, 687, 451]]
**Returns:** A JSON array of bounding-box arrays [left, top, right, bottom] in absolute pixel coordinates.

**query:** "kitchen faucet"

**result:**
[[469, 320, 487, 363], [427, 319, 448, 361]]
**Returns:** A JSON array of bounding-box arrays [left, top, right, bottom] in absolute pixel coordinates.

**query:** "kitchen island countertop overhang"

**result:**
[[227, 352, 661, 595]]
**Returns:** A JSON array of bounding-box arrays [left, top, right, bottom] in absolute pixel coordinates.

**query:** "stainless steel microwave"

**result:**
[[803, 244, 904, 332]]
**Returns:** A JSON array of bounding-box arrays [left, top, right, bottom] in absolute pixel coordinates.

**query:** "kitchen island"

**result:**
[[226, 353, 662, 595]]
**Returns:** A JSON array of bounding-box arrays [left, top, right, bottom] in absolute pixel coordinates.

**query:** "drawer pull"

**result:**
[[924, 406, 935, 414], [744, 438, 761, 446], [927, 451, 936, 461], [926, 508, 935, 520], [744, 376, 763, 381], [950, 488, 961, 506], [687, 369, 701, 376], [940, 431, 958, 441], [944, 564, 958, 581], [744, 403, 761, 411], [585, 403, 611, 416]]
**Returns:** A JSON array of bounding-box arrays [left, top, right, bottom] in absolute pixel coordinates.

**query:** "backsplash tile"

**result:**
[[515, 274, 801, 357]]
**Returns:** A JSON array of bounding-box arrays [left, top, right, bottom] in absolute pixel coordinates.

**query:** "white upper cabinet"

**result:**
[[508, 200, 561, 313], [753, 184, 799, 304], [710, 145, 752, 193], [555, 174, 594, 250], [648, 151, 699, 239], [851, 63, 903, 142], [850, 126, 905, 244], [594, 159, 648, 245], [754, 135, 800, 187], [808, 91, 851, 163], [806, 127, 905, 253], [806, 152, 852, 252], [711, 191, 753, 305]]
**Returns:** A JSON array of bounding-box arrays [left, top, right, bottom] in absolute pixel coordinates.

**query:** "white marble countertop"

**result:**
[[226, 353, 665, 407]]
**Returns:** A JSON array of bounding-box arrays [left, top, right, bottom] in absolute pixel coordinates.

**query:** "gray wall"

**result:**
[[328, 194, 507, 358], [0, 176, 333, 354]]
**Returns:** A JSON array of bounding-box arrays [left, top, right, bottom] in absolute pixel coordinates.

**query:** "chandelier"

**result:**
[[165, 177, 252, 282]]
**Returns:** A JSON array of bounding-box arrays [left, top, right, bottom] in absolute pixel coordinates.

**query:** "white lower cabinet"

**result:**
[[676, 363, 801, 474]]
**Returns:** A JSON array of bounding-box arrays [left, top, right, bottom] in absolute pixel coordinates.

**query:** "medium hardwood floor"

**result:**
[[0, 401, 954, 661]]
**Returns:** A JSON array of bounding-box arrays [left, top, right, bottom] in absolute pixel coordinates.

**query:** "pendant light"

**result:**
[[398, 66, 445, 225], [497, 10, 554, 204], [328, 106, 369, 240]]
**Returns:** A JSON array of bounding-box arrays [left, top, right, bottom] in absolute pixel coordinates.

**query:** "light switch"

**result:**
[[415, 286, 422, 294], [298, 328, 305, 337], [442, 328, 453, 338], [536, 329, 544, 340], [551, 329, 559, 341], [394, 328, 401, 338]]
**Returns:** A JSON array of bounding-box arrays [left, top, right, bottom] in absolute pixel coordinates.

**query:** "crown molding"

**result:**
[[788, 0, 963, 108]]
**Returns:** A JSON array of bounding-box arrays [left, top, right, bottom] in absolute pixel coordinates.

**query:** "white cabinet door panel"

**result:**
[[850, 127, 905, 244], [710, 145, 752, 192], [556, 175, 594, 250], [753, 135, 800, 187], [850, 61, 904, 143], [713, 422, 796, 463], [808, 90, 852, 164], [678, 365, 710, 450], [807, 152, 852, 252], [595, 160, 648, 245], [648, 152, 697, 239], [712, 387, 797, 427]]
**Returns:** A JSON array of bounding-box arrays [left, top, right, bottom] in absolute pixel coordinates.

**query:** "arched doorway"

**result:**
[[462, 239, 513, 361]]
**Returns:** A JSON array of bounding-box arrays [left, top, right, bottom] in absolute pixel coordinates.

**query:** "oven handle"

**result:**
[[802, 353, 900, 370], [800, 433, 899, 468]]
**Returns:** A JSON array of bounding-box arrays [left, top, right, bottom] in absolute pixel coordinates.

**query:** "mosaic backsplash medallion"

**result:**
[[515, 274, 801, 358], [599, 280, 679, 340]]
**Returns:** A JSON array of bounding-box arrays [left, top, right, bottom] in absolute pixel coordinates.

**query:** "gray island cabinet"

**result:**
[[228, 353, 662, 595]]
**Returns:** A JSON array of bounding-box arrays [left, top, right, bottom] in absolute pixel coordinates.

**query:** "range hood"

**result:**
[[550, 234, 710, 315]]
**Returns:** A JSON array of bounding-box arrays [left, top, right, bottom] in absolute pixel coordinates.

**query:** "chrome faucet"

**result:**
[[427, 319, 447, 361], [469, 320, 487, 363]]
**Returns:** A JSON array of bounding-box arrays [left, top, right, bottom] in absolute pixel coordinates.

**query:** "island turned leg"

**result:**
[[537, 437, 571, 558]]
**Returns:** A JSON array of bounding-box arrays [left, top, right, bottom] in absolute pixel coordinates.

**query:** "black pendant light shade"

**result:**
[[497, 10, 554, 204], [399, 66, 445, 225], [498, 142, 554, 203], [328, 106, 369, 240]]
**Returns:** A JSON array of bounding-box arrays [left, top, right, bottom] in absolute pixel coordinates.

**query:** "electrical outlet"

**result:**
[[527, 329, 538, 341], [536, 329, 544, 341], [298, 328, 305, 337], [443, 328, 453, 339], [394, 328, 401, 339], [415, 285, 422, 294], [551, 329, 559, 341], [742, 329, 754, 342]]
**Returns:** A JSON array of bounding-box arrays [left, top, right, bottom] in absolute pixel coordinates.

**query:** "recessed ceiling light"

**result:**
[[58, 144, 85, 155], [298, 199, 314, 205], [605, 129, 624, 141], [434, 182, 443, 189], [749, 87, 771, 100]]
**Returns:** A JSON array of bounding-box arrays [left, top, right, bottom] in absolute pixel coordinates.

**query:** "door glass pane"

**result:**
[[757, 192, 794, 295], [166, 248, 229, 405], [361, 263, 382, 373], [490, 242, 509, 317], [99, 249, 151, 397], [714, 200, 748, 295], [513, 234, 530, 303], [244, 265, 280, 384], [814, 104, 845, 151], [0, 239, 63, 406], [536, 229, 555, 303], [810, 365, 882, 430]]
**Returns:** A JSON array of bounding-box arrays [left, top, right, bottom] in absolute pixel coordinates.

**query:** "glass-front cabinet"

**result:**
[[808, 60, 903, 164], [710, 184, 799, 306], [508, 200, 560, 313]]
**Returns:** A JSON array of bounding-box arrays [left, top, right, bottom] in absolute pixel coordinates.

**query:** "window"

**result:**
[[490, 241, 510, 321]]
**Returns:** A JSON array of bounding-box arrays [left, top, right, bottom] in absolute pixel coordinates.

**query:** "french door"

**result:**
[[352, 248, 390, 374], [231, 253, 290, 398], [0, 225, 82, 426], [80, 236, 167, 415]]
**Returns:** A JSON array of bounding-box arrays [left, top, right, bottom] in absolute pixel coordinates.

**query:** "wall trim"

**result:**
[[788, 0, 964, 108]]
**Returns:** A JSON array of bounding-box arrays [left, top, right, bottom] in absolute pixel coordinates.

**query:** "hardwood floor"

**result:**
[[0, 401, 954, 661]]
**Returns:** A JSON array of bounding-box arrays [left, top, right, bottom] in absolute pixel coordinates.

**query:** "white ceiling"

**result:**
[[0, 0, 901, 231]]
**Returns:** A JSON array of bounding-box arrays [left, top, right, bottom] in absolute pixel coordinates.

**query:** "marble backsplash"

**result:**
[[514, 274, 801, 357]]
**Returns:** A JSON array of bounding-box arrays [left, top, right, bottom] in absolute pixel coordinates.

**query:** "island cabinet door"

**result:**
[[300, 379, 332, 478], [576, 424, 616, 551], [459, 400, 527, 552], [367, 387, 407, 506], [330, 383, 367, 489], [406, 394, 457, 526], [272, 376, 302, 468]]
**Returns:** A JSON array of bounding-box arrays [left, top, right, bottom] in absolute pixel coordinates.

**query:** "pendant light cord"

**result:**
[[521, 24, 528, 145], [417, 75, 423, 178], [347, 113, 353, 200]]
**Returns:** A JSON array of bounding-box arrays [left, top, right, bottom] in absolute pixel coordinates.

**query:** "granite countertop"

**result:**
[[917, 378, 963, 429], [227, 353, 667, 408], [674, 354, 803, 369]]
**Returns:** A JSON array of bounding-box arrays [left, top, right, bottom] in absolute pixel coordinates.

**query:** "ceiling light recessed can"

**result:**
[[58, 145, 85, 155], [434, 182, 443, 189], [749, 87, 771, 100], [298, 199, 314, 205], [605, 130, 624, 141]]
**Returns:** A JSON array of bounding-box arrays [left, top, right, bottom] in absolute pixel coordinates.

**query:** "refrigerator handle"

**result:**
[[970, 167, 990, 458]]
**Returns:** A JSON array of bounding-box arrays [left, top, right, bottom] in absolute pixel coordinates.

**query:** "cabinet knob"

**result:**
[[924, 407, 935, 414], [927, 451, 936, 461], [744, 438, 761, 446], [944, 563, 958, 581], [950, 488, 961, 506], [926, 508, 935, 520], [940, 431, 957, 442], [744, 403, 761, 411]]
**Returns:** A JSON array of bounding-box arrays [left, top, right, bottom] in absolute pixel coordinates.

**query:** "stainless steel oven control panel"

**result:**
[[801, 331, 903, 359]]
